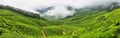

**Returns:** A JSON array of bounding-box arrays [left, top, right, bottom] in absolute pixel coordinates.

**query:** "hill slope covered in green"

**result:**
[[0, 8, 120, 38]]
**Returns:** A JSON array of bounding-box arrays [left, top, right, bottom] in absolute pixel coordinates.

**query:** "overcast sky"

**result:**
[[0, 0, 120, 20]]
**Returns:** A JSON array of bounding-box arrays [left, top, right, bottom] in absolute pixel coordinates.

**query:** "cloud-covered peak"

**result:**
[[0, 0, 120, 20]]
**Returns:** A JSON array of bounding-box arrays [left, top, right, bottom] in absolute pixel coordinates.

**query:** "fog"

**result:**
[[0, 0, 120, 20]]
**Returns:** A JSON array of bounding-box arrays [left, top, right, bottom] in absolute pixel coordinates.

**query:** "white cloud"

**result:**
[[0, 0, 120, 20]]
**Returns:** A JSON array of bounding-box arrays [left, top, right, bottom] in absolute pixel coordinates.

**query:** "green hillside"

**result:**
[[0, 8, 120, 38]]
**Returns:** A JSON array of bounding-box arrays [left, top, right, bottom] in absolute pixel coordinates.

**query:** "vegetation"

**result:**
[[0, 6, 120, 38], [0, 5, 40, 19]]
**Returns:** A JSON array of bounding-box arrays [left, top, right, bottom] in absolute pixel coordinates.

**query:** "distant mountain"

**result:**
[[0, 2, 120, 38], [36, 6, 54, 14], [0, 5, 40, 19], [0, 5, 120, 38], [0, 2, 119, 20]]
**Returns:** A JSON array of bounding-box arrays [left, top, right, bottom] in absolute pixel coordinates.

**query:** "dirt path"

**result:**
[[72, 30, 76, 36], [41, 30, 46, 38], [62, 28, 66, 35]]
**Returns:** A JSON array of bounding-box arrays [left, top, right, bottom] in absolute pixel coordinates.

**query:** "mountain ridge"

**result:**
[[0, 6, 120, 38]]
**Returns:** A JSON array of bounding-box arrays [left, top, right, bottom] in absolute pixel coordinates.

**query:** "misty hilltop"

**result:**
[[0, 0, 120, 38], [1, 0, 120, 20]]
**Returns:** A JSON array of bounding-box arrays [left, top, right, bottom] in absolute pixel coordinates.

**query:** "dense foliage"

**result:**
[[0, 5, 40, 19], [0, 7, 120, 38]]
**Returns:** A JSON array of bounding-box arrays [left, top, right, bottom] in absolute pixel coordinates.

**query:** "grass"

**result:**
[[0, 8, 120, 38]]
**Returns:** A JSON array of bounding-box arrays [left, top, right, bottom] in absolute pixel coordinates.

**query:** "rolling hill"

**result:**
[[0, 7, 120, 38]]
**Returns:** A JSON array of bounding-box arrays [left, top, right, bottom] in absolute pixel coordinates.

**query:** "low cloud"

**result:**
[[0, 0, 120, 20]]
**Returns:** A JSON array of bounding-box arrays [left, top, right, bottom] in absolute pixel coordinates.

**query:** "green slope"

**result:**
[[0, 8, 120, 38]]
